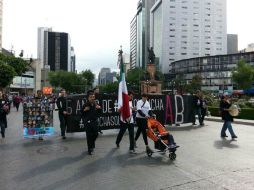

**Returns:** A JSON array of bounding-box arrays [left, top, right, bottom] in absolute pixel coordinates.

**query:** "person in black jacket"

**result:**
[[220, 95, 237, 139], [56, 89, 68, 139], [0, 91, 9, 138], [192, 90, 202, 125], [81, 90, 101, 155]]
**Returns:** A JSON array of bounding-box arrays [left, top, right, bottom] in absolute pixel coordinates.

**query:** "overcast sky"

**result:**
[[3, 0, 254, 77]]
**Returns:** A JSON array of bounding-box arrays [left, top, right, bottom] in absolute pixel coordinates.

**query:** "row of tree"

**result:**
[[0, 53, 30, 89], [48, 70, 95, 93]]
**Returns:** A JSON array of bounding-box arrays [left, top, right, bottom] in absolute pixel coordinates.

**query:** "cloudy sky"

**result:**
[[2, 0, 254, 77]]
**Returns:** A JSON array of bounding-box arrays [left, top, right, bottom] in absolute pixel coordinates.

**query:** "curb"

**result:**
[[205, 117, 254, 126]]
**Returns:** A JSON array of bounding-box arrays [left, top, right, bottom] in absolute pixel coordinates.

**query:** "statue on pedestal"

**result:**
[[147, 47, 155, 64]]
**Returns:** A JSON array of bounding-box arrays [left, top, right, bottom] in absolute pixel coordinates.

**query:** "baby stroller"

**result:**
[[146, 118, 179, 160]]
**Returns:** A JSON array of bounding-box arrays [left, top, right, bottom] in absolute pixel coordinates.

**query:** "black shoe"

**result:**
[[62, 136, 66, 140], [232, 135, 238, 139], [1, 133, 5, 138], [88, 150, 93, 155], [192, 123, 197, 126], [38, 137, 43, 141], [116, 143, 120, 148], [221, 135, 228, 138]]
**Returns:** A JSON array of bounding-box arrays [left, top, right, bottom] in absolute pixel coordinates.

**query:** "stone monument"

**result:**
[[140, 47, 162, 94]]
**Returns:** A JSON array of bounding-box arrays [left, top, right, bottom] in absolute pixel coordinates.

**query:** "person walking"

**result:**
[[200, 93, 208, 126], [134, 94, 153, 152], [13, 95, 22, 111], [220, 95, 237, 139], [192, 90, 202, 126], [115, 91, 136, 154], [0, 91, 9, 138], [81, 90, 101, 155], [2, 93, 10, 129], [56, 89, 69, 139]]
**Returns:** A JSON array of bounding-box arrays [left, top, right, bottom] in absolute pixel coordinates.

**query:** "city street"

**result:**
[[1, 106, 254, 190]]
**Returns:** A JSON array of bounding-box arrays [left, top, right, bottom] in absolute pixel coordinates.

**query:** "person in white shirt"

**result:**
[[134, 94, 153, 152], [115, 91, 137, 154]]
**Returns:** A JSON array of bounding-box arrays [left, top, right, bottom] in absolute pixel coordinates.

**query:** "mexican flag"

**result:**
[[118, 49, 130, 121]]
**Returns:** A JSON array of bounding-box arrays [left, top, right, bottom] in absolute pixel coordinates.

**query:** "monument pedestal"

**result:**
[[140, 64, 162, 94]]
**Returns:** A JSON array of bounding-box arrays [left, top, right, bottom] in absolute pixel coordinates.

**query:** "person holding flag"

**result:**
[[116, 48, 137, 154]]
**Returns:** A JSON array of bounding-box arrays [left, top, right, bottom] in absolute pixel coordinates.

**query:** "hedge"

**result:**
[[208, 106, 254, 120]]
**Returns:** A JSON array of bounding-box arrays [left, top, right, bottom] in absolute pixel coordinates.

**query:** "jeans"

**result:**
[[221, 121, 236, 137], [116, 122, 135, 150]]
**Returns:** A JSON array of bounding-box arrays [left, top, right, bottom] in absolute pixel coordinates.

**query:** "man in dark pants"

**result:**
[[192, 90, 202, 126], [134, 94, 153, 152], [115, 91, 136, 154], [81, 90, 101, 155], [56, 89, 68, 139]]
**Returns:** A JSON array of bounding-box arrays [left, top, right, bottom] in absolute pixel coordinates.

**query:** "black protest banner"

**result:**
[[65, 94, 195, 133]]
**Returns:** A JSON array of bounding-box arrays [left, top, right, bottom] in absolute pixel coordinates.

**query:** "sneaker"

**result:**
[[146, 146, 154, 153], [88, 150, 93, 155], [134, 141, 137, 148], [232, 135, 238, 139], [192, 123, 197, 126], [129, 149, 137, 154], [221, 135, 228, 138]]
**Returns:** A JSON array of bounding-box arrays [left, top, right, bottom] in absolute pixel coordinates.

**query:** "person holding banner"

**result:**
[[134, 94, 153, 152], [115, 91, 137, 154], [82, 90, 101, 155], [220, 95, 238, 139], [56, 89, 69, 139]]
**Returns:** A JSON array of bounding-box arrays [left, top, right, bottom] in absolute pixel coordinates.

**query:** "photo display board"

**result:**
[[23, 97, 54, 138]]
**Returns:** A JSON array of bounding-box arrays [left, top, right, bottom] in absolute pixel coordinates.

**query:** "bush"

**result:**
[[208, 106, 254, 120]]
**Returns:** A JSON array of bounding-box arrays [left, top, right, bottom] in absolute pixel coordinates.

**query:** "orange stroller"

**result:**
[[146, 118, 179, 160]]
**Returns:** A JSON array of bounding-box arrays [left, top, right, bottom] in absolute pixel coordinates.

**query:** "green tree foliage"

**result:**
[[126, 68, 144, 93], [189, 74, 202, 93], [0, 61, 16, 88], [99, 82, 118, 94], [174, 74, 187, 94], [48, 70, 95, 93], [0, 53, 29, 76], [232, 59, 254, 90], [80, 70, 95, 89]]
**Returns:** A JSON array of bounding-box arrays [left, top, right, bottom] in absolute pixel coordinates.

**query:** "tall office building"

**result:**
[[130, 0, 156, 70], [98, 68, 111, 85], [70, 46, 76, 72], [227, 34, 238, 54], [37, 27, 72, 71], [37, 27, 53, 68], [0, 0, 3, 51], [150, 0, 227, 73]]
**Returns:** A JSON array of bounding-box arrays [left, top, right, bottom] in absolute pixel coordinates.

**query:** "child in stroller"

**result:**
[[146, 118, 179, 160]]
